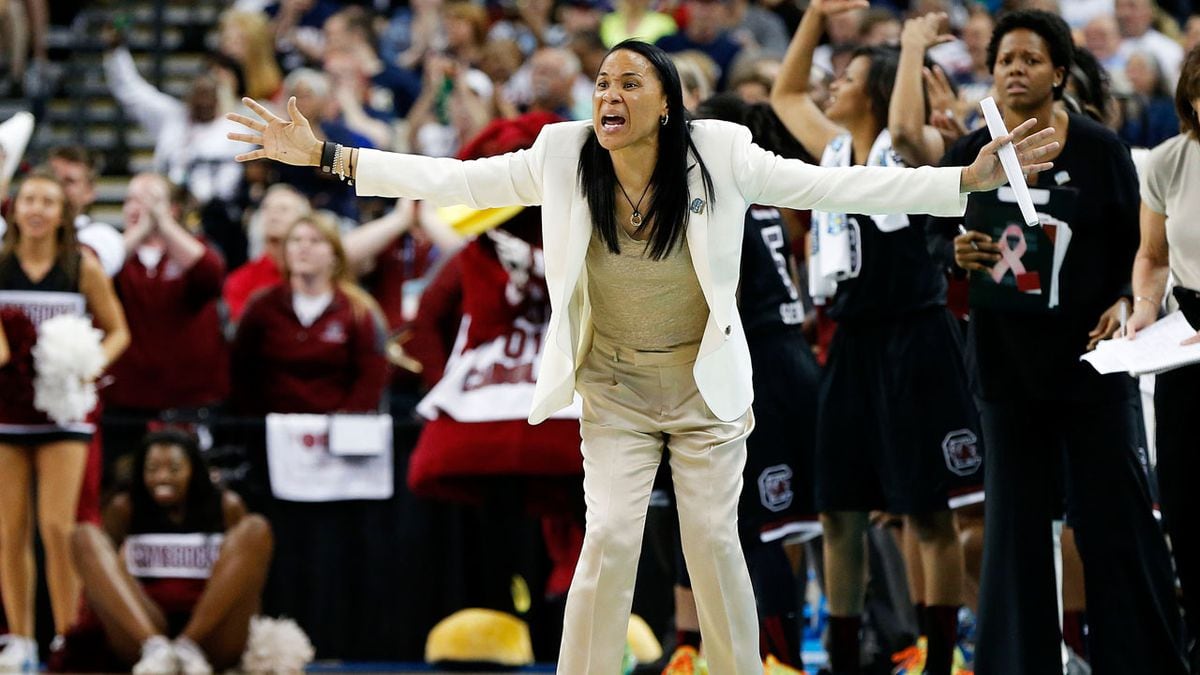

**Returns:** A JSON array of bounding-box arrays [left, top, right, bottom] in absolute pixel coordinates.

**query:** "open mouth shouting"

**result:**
[[600, 114, 627, 132]]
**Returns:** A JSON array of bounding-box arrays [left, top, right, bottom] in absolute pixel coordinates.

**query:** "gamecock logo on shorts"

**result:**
[[942, 430, 982, 476], [758, 465, 794, 512]]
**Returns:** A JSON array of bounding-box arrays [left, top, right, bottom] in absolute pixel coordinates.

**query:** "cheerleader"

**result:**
[[68, 430, 273, 675], [0, 170, 129, 670]]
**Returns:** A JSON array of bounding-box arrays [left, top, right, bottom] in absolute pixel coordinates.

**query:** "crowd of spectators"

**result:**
[[61, 0, 1191, 434]]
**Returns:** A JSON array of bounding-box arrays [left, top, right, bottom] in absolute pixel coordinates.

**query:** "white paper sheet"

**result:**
[[1082, 312, 1200, 376]]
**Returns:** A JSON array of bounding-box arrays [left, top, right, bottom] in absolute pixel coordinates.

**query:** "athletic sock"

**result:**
[[749, 543, 804, 665], [828, 614, 862, 675], [925, 604, 959, 675], [760, 612, 802, 666]]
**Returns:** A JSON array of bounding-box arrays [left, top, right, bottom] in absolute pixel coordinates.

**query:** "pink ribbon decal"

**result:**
[[989, 224, 1041, 292]]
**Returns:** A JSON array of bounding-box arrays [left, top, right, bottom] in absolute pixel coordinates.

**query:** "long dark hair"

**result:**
[[577, 39, 715, 261], [129, 429, 225, 534], [849, 46, 900, 134], [1066, 46, 1113, 123], [0, 169, 81, 286]]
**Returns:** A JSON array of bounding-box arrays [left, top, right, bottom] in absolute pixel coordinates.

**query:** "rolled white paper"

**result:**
[[979, 97, 1040, 227]]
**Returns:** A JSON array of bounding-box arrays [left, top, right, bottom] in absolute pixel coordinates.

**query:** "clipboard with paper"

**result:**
[[966, 184, 1077, 313]]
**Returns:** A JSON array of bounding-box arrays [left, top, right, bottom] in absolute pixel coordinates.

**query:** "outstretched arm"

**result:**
[[740, 118, 1058, 212], [227, 96, 546, 208], [889, 13, 951, 167], [770, 0, 864, 160]]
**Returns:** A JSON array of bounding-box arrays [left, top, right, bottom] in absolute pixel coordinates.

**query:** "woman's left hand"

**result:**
[[1086, 298, 1130, 351], [960, 118, 1059, 193]]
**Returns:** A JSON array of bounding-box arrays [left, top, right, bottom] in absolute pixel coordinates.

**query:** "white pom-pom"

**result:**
[[31, 314, 106, 425], [240, 615, 315, 674]]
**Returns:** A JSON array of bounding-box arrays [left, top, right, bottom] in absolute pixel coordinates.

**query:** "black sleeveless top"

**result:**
[[826, 213, 946, 323], [0, 254, 80, 293]]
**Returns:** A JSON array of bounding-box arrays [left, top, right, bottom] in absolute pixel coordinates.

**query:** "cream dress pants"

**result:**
[[556, 338, 762, 674]]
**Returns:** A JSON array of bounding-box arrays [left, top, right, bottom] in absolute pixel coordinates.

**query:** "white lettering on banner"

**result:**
[[461, 317, 546, 392], [418, 314, 581, 422], [0, 290, 85, 326], [123, 533, 224, 579]]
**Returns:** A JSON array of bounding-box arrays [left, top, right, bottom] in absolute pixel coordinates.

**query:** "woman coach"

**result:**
[[227, 39, 1056, 675]]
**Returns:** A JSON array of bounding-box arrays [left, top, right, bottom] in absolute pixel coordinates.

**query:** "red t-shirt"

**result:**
[[230, 284, 389, 414], [222, 255, 282, 322], [105, 247, 230, 410]]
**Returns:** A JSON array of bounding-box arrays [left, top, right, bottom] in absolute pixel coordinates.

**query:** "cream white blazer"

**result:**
[[355, 119, 969, 424]]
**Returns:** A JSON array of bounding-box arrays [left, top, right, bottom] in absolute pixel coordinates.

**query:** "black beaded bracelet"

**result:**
[[320, 141, 336, 174]]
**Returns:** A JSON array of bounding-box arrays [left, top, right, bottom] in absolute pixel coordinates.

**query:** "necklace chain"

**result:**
[[617, 180, 651, 228]]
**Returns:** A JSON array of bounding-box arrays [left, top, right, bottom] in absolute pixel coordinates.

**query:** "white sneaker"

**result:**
[[0, 635, 37, 672], [132, 635, 178, 675], [172, 636, 212, 675]]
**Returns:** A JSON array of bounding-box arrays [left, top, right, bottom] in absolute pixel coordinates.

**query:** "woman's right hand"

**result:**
[[954, 230, 1001, 271], [901, 12, 951, 52], [227, 97, 323, 166], [1125, 300, 1159, 339]]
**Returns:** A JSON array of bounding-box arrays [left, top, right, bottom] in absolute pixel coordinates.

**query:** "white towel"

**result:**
[[809, 130, 910, 304]]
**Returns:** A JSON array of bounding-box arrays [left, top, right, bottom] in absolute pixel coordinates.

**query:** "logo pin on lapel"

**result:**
[[689, 198, 705, 214]]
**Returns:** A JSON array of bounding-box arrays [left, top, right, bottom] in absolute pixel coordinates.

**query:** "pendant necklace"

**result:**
[[617, 180, 651, 228]]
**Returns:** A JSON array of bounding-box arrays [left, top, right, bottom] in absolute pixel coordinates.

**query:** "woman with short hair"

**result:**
[[950, 10, 1189, 674]]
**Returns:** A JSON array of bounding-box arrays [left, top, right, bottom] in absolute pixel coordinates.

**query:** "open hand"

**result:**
[[953, 230, 1000, 272], [227, 97, 322, 167], [143, 177, 173, 226], [961, 118, 1059, 193]]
